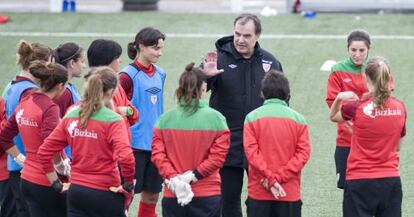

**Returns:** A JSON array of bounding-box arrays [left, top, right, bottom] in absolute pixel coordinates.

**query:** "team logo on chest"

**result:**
[[146, 87, 161, 105], [262, 59, 273, 72], [16, 109, 38, 127], [363, 102, 402, 118], [67, 120, 98, 139]]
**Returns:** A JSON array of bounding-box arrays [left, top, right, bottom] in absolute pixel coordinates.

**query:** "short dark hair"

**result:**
[[261, 70, 290, 100], [347, 29, 371, 49], [87, 39, 122, 67], [234, 13, 262, 35]]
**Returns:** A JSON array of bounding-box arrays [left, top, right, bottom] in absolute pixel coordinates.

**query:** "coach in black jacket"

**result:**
[[203, 13, 283, 217]]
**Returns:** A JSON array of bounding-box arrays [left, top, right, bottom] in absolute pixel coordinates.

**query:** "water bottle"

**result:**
[[302, 10, 317, 19]]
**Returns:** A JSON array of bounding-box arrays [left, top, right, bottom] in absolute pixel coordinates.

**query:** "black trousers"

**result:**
[[67, 184, 125, 217], [334, 146, 350, 189], [133, 151, 163, 193], [0, 179, 16, 217], [343, 177, 402, 217], [8, 172, 30, 217], [220, 166, 246, 217], [20, 179, 67, 217], [162, 196, 221, 217], [246, 197, 302, 217]]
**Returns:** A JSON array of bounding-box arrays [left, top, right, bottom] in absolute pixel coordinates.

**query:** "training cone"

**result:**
[[0, 15, 11, 24]]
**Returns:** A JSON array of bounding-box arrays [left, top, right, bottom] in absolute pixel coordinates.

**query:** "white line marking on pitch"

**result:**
[[1, 32, 414, 40]]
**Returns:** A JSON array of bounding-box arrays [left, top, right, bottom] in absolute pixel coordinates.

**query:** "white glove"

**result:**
[[166, 177, 194, 206], [177, 170, 198, 184], [54, 158, 71, 177], [13, 153, 25, 166]]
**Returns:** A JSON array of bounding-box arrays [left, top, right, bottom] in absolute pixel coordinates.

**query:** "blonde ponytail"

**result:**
[[365, 57, 391, 110], [79, 67, 118, 128]]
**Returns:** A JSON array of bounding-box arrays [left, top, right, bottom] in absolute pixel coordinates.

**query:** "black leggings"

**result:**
[[220, 166, 246, 217], [0, 179, 16, 217], [20, 179, 67, 217], [9, 172, 30, 217], [67, 184, 125, 217]]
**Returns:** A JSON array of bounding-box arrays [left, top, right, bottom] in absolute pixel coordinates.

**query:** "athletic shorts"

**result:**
[[334, 146, 350, 189], [162, 195, 221, 217], [343, 177, 402, 217], [133, 150, 163, 194], [246, 197, 302, 217]]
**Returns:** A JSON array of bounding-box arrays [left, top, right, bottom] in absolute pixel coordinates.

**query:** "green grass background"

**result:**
[[1, 12, 413, 217]]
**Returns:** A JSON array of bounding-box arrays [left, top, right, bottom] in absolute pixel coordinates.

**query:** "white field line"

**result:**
[[1, 32, 414, 40]]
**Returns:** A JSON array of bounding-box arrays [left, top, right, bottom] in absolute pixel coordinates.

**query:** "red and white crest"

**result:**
[[151, 95, 158, 104], [262, 63, 271, 72]]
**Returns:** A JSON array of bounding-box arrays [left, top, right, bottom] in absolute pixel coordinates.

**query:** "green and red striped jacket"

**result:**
[[38, 105, 135, 191], [152, 99, 230, 197], [244, 98, 311, 201], [326, 58, 368, 147]]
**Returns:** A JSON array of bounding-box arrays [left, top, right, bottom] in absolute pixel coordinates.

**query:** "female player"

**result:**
[[326, 29, 372, 189], [330, 57, 406, 217], [152, 62, 230, 217], [53, 42, 85, 160], [2, 40, 53, 217], [86, 39, 138, 135], [53, 42, 85, 117], [0, 61, 69, 217], [119, 27, 166, 217], [37, 67, 135, 217]]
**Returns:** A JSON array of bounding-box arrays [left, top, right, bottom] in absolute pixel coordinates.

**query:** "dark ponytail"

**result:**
[[365, 56, 392, 110], [127, 42, 138, 60], [28, 61, 68, 92], [79, 67, 118, 128], [128, 27, 166, 60], [175, 62, 207, 114], [17, 40, 53, 70]]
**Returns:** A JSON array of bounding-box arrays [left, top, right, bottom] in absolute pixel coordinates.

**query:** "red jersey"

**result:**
[[0, 98, 8, 181], [244, 99, 311, 202], [326, 59, 368, 147], [53, 88, 74, 118], [112, 85, 139, 127], [37, 105, 135, 191], [0, 92, 60, 186], [341, 97, 406, 180], [152, 100, 230, 197]]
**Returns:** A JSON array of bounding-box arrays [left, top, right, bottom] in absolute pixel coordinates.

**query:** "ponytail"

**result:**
[[28, 61, 68, 92], [17, 40, 52, 70], [365, 57, 391, 110], [79, 67, 118, 128], [175, 62, 207, 114], [127, 42, 137, 60]]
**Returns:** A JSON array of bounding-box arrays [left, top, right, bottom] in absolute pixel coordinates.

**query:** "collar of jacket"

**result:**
[[263, 98, 288, 107], [178, 99, 208, 108]]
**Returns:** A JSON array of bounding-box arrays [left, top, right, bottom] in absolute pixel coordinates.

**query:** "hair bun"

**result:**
[[185, 62, 195, 72]]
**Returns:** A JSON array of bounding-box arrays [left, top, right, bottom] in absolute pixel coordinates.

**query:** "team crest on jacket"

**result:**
[[67, 120, 98, 139], [262, 59, 272, 72], [15, 109, 38, 127]]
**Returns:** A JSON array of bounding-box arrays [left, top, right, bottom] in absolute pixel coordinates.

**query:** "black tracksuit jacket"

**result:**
[[208, 35, 283, 168]]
